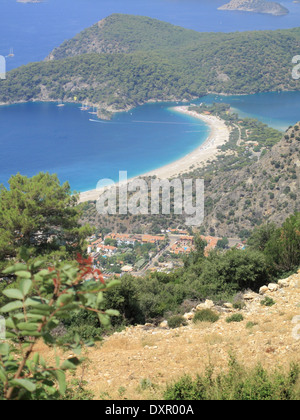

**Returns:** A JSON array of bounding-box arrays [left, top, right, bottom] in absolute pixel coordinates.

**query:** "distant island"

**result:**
[[17, 0, 43, 3], [218, 0, 289, 16]]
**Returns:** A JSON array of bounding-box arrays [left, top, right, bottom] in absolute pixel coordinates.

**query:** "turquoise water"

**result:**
[[194, 91, 300, 131], [0, 101, 209, 191], [1, 0, 300, 191], [0, 91, 299, 191]]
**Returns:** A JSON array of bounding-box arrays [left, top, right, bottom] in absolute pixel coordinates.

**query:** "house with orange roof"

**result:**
[[105, 233, 136, 246], [142, 235, 165, 244], [96, 244, 117, 256]]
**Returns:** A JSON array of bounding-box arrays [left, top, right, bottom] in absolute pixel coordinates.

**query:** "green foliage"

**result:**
[[167, 315, 187, 329], [61, 380, 94, 400], [0, 173, 92, 269], [246, 321, 258, 329], [1, 15, 300, 110], [248, 223, 277, 252], [260, 296, 276, 307], [0, 258, 120, 400], [182, 248, 269, 300], [264, 212, 300, 274], [216, 237, 229, 250], [226, 314, 244, 323], [193, 309, 219, 324], [164, 357, 300, 400]]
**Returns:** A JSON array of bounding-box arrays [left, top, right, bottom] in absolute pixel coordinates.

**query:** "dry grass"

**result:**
[[35, 273, 300, 400]]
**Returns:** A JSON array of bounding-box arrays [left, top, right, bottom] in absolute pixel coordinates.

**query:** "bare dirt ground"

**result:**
[[34, 271, 300, 400]]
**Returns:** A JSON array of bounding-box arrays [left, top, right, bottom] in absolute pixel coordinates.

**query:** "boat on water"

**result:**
[[7, 48, 14, 58], [80, 103, 90, 111], [57, 100, 65, 107], [88, 106, 98, 115]]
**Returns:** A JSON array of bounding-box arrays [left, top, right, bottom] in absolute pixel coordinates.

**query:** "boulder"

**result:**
[[278, 279, 289, 288], [268, 283, 279, 292], [259, 286, 269, 295], [223, 302, 234, 309], [196, 299, 215, 311], [159, 320, 169, 329], [183, 312, 194, 321]]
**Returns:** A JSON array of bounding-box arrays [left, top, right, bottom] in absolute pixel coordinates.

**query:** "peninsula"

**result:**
[[218, 0, 289, 16], [1, 14, 299, 117]]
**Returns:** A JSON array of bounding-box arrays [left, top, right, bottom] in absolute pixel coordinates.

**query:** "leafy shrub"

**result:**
[[264, 212, 300, 274], [233, 302, 246, 310], [260, 297, 276, 307], [164, 357, 300, 400], [193, 309, 219, 324], [168, 315, 187, 329], [226, 314, 244, 323], [61, 380, 94, 401], [246, 321, 258, 329], [183, 248, 270, 301], [0, 255, 120, 400]]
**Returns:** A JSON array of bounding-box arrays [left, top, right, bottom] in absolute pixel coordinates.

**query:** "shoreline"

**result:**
[[79, 106, 230, 203]]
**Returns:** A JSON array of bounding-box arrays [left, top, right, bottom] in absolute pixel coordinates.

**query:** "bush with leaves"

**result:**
[[260, 297, 276, 307], [167, 315, 187, 329], [164, 356, 300, 400], [0, 253, 120, 400], [193, 309, 219, 324], [226, 314, 244, 323], [264, 212, 300, 275]]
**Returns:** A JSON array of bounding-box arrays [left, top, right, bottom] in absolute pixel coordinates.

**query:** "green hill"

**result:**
[[1, 14, 300, 115]]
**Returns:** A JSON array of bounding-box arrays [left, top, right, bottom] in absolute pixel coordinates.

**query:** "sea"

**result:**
[[0, 0, 300, 191]]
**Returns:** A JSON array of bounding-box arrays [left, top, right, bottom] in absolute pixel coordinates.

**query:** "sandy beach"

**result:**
[[79, 106, 230, 202]]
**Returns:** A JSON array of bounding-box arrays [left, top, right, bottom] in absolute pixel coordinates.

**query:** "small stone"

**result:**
[[268, 283, 279, 292], [224, 302, 233, 309]]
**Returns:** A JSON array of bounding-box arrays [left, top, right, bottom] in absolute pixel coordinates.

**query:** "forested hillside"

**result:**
[[1, 14, 300, 114]]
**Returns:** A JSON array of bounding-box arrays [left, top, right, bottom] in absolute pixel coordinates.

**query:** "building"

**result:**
[[121, 265, 134, 273], [105, 233, 137, 246], [141, 235, 165, 244], [96, 244, 117, 256]]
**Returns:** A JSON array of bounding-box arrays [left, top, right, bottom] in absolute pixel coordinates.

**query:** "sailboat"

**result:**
[[79, 102, 89, 111], [88, 106, 98, 115], [57, 99, 65, 107], [7, 48, 14, 58]]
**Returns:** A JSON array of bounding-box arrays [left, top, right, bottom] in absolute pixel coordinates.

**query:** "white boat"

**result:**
[[88, 106, 98, 115], [7, 48, 14, 58], [57, 100, 65, 107], [80, 103, 90, 111]]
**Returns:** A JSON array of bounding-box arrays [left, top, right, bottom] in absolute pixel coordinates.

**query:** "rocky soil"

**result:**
[[35, 271, 300, 399]]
